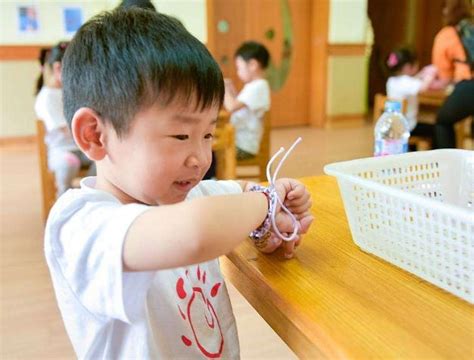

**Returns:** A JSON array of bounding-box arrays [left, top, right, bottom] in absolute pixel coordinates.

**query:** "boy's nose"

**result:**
[[186, 147, 210, 169]]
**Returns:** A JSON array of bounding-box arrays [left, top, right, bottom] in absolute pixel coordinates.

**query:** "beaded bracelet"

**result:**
[[252, 231, 272, 249], [248, 184, 277, 242]]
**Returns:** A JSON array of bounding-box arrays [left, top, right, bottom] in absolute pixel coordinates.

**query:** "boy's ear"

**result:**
[[248, 58, 260, 71], [71, 108, 108, 161]]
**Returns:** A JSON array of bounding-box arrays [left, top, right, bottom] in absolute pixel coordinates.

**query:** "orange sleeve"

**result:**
[[432, 26, 471, 82]]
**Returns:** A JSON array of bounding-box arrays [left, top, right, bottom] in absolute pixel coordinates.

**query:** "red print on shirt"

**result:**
[[176, 266, 224, 358]]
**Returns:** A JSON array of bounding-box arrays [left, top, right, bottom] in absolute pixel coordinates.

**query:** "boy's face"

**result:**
[[235, 56, 256, 83], [99, 100, 218, 205]]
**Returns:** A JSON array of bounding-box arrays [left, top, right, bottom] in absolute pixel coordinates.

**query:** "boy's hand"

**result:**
[[261, 178, 314, 258], [258, 212, 313, 258], [224, 78, 237, 97], [274, 178, 312, 219]]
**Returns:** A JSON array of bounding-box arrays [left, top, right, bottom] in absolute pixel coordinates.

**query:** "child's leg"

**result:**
[[409, 123, 435, 151], [434, 80, 474, 148], [411, 123, 435, 138], [48, 151, 81, 196]]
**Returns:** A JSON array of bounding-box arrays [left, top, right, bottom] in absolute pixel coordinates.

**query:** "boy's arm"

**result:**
[[123, 192, 268, 271], [236, 180, 257, 192], [224, 79, 246, 113], [224, 92, 246, 113], [416, 65, 438, 92]]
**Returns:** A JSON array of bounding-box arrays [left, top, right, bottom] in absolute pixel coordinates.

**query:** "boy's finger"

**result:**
[[294, 210, 312, 221], [283, 239, 295, 259], [294, 236, 301, 248], [275, 213, 296, 233], [259, 234, 282, 254], [286, 200, 313, 215], [286, 183, 305, 200], [284, 192, 311, 207], [299, 215, 314, 234]]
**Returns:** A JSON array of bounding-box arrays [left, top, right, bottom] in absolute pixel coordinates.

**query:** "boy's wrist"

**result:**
[[248, 185, 276, 243]]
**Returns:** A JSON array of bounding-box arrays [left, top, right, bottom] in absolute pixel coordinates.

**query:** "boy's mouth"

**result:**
[[174, 179, 195, 192]]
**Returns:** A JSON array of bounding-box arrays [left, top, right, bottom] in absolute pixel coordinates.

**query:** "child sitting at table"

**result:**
[[34, 41, 94, 196], [224, 41, 271, 160], [44, 9, 314, 359], [385, 48, 437, 144]]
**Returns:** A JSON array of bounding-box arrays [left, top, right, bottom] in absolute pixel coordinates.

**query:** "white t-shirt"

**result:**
[[386, 75, 423, 131], [44, 177, 242, 359], [34, 87, 77, 154], [230, 78, 271, 154]]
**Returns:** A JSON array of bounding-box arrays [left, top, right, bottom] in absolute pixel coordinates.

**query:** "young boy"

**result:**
[[45, 9, 313, 358], [224, 41, 271, 160]]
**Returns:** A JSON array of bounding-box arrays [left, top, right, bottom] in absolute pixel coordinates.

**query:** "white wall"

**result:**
[[0, 0, 206, 44], [329, 0, 368, 44], [0, 0, 207, 138], [326, 0, 371, 117]]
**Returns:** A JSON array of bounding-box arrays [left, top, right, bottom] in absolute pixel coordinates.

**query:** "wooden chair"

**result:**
[[213, 122, 236, 179], [36, 120, 88, 222], [236, 112, 271, 181], [36, 120, 57, 222], [454, 117, 473, 149], [373, 93, 431, 151]]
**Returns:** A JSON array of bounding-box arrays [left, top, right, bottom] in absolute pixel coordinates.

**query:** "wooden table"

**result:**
[[221, 176, 474, 359]]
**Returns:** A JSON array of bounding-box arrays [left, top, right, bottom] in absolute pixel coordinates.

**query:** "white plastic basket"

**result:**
[[324, 149, 474, 303]]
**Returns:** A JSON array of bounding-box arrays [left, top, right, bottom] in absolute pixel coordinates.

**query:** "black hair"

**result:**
[[385, 48, 417, 75], [118, 0, 156, 11], [235, 41, 270, 69], [443, 0, 471, 26], [62, 9, 224, 137], [35, 41, 69, 94]]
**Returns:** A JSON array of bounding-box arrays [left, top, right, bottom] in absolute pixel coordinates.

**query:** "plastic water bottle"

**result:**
[[374, 100, 410, 156]]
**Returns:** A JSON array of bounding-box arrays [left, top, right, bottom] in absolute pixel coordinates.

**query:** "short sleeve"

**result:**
[[237, 80, 270, 113], [399, 77, 422, 96], [188, 180, 242, 198], [431, 26, 469, 81], [50, 200, 154, 324], [387, 76, 422, 98]]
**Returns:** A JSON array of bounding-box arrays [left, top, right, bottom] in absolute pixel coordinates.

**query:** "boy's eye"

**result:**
[[204, 133, 214, 140], [173, 135, 189, 140]]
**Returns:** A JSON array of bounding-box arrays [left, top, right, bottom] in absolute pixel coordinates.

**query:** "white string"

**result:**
[[266, 137, 302, 241]]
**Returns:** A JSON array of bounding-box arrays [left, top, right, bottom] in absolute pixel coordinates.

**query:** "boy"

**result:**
[[224, 41, 271, 160], [45, 9, 313, 358]]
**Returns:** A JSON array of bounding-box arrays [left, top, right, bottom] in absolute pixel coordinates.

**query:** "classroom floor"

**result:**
[[0, 124, 373, 359]]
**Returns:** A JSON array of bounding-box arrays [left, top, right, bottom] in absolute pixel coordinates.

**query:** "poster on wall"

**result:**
[[18, 5, 39, 33], [63, 7, 83, 35]]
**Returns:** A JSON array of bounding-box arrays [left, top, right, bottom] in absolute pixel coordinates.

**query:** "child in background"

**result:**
[[34, 41, 94, 196], [45, 9, 313, 359], [385, 48, 437, 143], [224, 41, 271, 160]]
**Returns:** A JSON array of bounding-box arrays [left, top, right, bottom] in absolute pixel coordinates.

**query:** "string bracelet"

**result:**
[[248, 137, 302, 245]]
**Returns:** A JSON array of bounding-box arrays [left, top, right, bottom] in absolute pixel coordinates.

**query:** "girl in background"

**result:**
[[385, 48, 437, 145], [35, 41, 94, 196]]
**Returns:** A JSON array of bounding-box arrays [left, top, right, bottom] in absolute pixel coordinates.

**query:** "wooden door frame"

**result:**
[[309, 0, 329, 127]]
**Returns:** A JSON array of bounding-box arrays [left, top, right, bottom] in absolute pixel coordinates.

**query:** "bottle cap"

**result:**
[[384, 100, 402, 112]]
